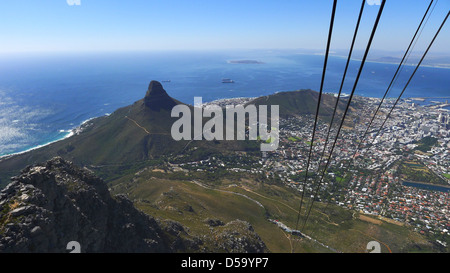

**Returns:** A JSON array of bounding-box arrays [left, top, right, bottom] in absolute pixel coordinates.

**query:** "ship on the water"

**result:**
[[222, 78, 234, 83]]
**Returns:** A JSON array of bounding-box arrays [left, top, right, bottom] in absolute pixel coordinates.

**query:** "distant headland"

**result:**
[[227, 60, 265, 64]]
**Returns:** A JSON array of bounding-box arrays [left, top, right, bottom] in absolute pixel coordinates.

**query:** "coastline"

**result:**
[[0, 90, 446, 161], [0, 131, 74, 161], [0, 116, 99, 162], [0, 96, 257, 161], [203, 96, 257, 106], [327, 53, 450, 70]]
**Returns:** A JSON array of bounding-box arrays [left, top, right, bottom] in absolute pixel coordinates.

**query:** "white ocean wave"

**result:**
[[0, 90, 53, 155], [0, 126, 26, 143]]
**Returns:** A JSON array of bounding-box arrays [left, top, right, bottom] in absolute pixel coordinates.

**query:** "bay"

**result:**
[[0, 50, 449, 157]]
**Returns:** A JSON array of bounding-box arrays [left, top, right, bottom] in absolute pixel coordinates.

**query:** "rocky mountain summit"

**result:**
[[0, 81, 337, 189], [144, 80, 178, 111], [0, 157, 267, 253]]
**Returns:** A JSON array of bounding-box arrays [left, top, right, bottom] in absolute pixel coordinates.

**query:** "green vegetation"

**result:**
[[0, 87, 443, 253], [0, 89, 342, 189], [414, 136, 438, 152], [398, 160, 446, 186], [335, 176, 345, 183], [0, 99, 258, 188], [249, 89, 347, 119], [288, 136, 302, 142], [109, 168, 435, 253], [0, 199, 21, 234]]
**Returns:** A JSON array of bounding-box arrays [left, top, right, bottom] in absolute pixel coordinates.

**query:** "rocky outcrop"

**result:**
[[144, 80, 178, 111], [0, 157, 177, 253], [211, 220, 268, 253], [0, 157, 268, 253]]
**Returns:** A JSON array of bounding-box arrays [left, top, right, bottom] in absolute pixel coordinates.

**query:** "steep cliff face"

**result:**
[[0, 157, 183, 253], [0, 157, 268, 253], [144, 80, 178, 111]]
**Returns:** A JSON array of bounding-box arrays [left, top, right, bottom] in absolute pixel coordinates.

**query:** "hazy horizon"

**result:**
[[0, 0, 449, 54]]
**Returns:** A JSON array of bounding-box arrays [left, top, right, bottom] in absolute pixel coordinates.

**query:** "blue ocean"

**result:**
[[0, 50, 449, 157]]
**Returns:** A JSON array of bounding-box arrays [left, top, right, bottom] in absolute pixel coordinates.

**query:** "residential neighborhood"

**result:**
[[180, 96, 450, 240]]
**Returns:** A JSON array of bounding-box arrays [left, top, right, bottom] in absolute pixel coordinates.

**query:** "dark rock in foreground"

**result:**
[[0, 157, 268, 253], [0, 157, 180, 252], [0, 158, 191, 252]]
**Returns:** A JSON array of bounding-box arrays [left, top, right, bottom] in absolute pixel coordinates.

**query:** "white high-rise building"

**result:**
[[438, 112, 449, 124]]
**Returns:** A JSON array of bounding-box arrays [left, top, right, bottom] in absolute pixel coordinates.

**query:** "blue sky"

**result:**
[[0, 0, 448, 54]]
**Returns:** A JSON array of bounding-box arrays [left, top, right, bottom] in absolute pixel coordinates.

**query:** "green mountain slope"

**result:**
[[0, 82, 186, 186], [0, 81, 440, 253], [248, 89, 347, 118], [0, 82, 340, 188], [108, 167, 437, 253]]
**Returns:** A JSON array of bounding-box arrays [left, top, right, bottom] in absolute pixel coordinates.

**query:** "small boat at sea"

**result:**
[[222, 78, 234, 83]]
